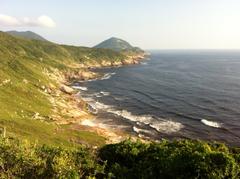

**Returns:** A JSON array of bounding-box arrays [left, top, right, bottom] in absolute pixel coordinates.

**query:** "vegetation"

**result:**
[[0, 137, 104, 178], [0, 31, 126, 147], [6, 30, 48, 41], [0, 137, 239, 178], [94, 37, 144, 54]]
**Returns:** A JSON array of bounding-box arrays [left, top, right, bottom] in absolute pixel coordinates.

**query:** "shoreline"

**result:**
[[51, 53, 148, 144]]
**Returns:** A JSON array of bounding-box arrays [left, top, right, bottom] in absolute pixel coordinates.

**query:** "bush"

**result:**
[[99, 139, 240, 179], [0, 137, 239, 178], [0, 137, 104, 178]]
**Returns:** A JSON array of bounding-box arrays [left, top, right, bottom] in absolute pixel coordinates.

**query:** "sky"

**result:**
[[1, 0, 240, 49]]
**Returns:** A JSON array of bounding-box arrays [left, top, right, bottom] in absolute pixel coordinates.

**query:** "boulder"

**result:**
[[60, 85, 75, 94]]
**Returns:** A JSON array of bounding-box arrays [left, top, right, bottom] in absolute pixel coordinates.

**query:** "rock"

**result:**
[[49, 83, 56, 89], [23, 79, 28, 84], [112, 61, 123, 66], [60, 85, 75, 94], [41, 85, 46, 90], [101, 60, 112, 66]]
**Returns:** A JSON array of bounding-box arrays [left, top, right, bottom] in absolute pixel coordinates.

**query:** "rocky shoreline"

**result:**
[[46, 53, 147, 143]]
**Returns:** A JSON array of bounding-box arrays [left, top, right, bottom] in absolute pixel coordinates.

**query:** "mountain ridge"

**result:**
[[6, 30, 48, 41]]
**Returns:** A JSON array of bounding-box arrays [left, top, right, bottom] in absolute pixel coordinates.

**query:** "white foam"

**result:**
[[133, 126, 153, 134], [141, 62, 148, 65], [81, 119, 96, 127], [150, 121, 183, 134], [100, 72, 116, 80], [72, 86, 88, 91], [108, 109, 152, 124], [100, 91, 110, 96], [201, 119, 222, 128], [81, 99, 184, 134], [93, 92, 102, 98], [94, 101, 112, 110], [93, 91, 110, 98], [107, 109, 183, 134]]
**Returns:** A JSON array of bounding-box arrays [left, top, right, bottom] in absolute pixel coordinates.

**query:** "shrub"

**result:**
[[99, 139, 240, 179], [0, 137, 104, 178], [0, 137, 239, 178]]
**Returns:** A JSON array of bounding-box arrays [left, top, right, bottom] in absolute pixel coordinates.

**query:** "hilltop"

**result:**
[[94, 37, 145, 54], [6, 30, 48, 41]]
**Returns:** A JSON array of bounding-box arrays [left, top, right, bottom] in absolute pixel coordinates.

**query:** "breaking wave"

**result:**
[[88, 101, 184, 134], [100, 72, 116, 80], [133, 126, 153, 135], [149, 121, 184, 134], [72, 86, 88, 91], [201, 119, 222, 128], [93, 91, 111, 98], [100, 91, 110, 96]]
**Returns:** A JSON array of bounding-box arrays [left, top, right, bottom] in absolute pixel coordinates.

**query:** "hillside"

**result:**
[[0, 31, 128, 147], [6, 30, 48, 41], [94, 37, 145, 54]]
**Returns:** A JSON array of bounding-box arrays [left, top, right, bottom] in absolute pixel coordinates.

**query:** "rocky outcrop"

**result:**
[[64, 70, 98, 81], [60, 85, 75, 94]]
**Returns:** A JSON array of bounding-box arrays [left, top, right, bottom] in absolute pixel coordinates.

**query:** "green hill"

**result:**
[[0, 31, 126, 147], [94, 37, 144, 54], [6, 30, 48, 41]]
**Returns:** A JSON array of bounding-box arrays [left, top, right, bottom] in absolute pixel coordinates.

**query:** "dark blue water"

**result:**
[[75, 50, 240, 146]]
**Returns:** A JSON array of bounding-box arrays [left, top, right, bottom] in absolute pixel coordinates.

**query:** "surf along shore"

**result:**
[[48, 53, 147, 144]]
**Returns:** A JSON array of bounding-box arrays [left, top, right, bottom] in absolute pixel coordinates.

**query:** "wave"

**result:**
[[140, 62, 148, 65], [201, 119, 222, 128], [72, 86, 88, 91], [79, 98, 184, 134], [89, 101, 184, 134], [100, 72, 116, 80], [149, 121, 184, 134], [133, 126, 153, 134], [94, 91, 111, 98], [110, 110, 183, 134], [109, 109, 153, 124], [100, 91, 110, 96]]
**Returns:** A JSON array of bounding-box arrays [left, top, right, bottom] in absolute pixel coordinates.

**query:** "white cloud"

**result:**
[[0, 14, 56, 28], [0, 14, 20, 26], [37, 15, 56, 28]]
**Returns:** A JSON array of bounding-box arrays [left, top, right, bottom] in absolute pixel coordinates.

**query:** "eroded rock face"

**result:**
[[60, 85, 75, 94], [64, 70, 97, 81]]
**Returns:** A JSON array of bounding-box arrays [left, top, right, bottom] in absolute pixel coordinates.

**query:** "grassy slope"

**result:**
[[0, 32, 126, 147]]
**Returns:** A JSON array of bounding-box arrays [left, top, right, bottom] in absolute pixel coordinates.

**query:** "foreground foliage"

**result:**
[[0, 137, 105, 178], [0, 137, 239, 179], [100, 140, 240, 178]]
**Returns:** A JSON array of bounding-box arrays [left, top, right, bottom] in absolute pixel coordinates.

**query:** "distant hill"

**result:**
[[94, 37, 144, 53], [6, 30, 48, 41]]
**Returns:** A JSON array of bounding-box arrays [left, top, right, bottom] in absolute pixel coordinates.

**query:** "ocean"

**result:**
[[73, 50, 240, 146]]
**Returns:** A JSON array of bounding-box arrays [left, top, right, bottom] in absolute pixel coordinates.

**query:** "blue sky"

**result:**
[[1, 0, 240, 49]]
